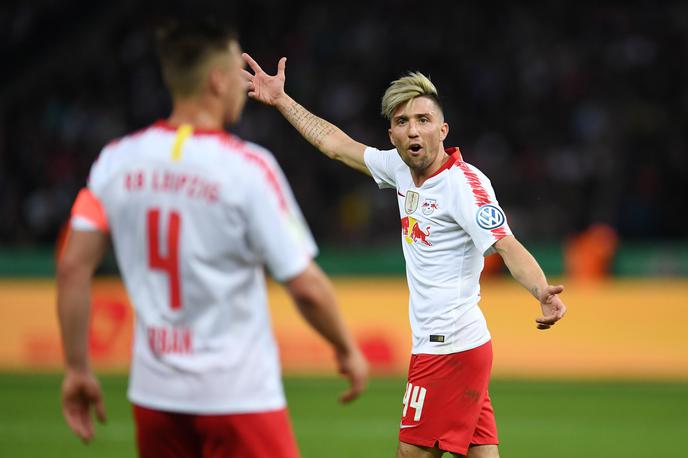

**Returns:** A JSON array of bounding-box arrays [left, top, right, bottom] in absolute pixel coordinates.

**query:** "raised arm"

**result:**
[[242, 53, 370, 175], [493, 235, 567, 330]]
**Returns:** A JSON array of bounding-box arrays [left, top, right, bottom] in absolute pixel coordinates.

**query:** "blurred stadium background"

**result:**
[[1, 1, 687, 457]]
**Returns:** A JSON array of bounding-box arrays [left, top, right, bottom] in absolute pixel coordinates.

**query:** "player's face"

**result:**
[[220, 40, 247, 124], [388, 97, 448, 175]]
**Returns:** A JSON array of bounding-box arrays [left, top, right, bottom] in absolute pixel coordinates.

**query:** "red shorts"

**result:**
[[399, 340, 498, 455], [133, 404, 300, 458]]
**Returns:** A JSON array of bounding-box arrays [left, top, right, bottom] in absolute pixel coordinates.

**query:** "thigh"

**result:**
[[470, 392, 499, 447], [397, 440, 445, 458], [399, 341, 494, 456], [133, 404, 200, 458], [195, 408, 300, 458]]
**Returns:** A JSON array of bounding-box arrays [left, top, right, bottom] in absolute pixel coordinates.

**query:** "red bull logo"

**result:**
[[401, 216, 432, 246]]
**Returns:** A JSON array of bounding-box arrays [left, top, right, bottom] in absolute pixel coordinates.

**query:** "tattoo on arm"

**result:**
[[283, 101, 337, 148], [530, 286, 540, 300]]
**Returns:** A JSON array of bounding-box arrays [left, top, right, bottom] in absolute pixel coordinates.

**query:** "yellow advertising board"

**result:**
[[1, 277, 687, 379]]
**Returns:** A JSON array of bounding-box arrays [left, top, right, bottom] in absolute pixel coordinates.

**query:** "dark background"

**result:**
[[1, 0, 686, 248]]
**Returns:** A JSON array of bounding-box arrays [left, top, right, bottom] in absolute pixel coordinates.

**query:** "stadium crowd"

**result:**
[[1, 1, 687, 246]]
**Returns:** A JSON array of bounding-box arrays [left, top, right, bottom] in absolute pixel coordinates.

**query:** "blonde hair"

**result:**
[[380, 72, 442, 120]]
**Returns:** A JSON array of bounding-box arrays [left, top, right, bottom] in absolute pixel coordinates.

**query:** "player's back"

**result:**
[[87, 120, 315, 413]]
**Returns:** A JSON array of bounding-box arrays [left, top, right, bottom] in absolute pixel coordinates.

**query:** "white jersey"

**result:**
[[364, 146, 511, 355], [71, 120, 317, 414]]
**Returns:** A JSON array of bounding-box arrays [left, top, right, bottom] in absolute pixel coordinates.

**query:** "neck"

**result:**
[[168, 95, 224, 131], [411, 144, 447, 186]]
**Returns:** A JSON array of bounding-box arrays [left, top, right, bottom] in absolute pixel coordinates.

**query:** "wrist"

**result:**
[[275, 93, 293, 111], [65, 361, 91, 376]]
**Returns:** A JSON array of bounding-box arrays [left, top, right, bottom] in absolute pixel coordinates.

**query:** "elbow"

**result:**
[[286, 277, 320, 309], [284, 262, 327, 309], [56, 256, 88, 287]]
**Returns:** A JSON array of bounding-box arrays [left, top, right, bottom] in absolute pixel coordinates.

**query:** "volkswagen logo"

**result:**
[[476, 204, 505, 230]]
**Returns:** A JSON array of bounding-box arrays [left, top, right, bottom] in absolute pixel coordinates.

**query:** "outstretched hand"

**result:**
[[241, 53, 288, 106], [335, 347, 369, 404], [536, 284, 567, 330], [61, 370, 107, 443]]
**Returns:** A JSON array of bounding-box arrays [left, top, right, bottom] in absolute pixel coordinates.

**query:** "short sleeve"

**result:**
[[363, 147, 399, 189], [70, 145, 115, 233], [70, 188, 109, 232], [243, 154, 317, 282], [451, 162, 512, 256]]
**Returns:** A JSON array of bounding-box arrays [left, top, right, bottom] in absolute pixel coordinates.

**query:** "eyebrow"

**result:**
[[393, 112, 433, 122]]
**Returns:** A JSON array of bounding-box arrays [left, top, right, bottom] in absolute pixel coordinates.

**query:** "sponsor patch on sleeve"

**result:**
[[476, 204, 505, 230]]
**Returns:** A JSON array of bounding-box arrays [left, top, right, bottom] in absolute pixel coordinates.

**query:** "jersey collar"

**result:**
[[425, 147, 463, 180], [153, 119, 230, 136]]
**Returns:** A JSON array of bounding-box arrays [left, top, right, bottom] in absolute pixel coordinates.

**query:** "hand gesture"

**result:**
[[536, 284, 567, 330], [61, 370, 107, 442], [242, 53, 287, 106], [335, 347, 369, 403]]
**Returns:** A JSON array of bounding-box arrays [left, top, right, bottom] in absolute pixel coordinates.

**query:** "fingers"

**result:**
[[338, 374, 366, 404], [545, 284, 564, 296], [241, 52, 263, 74], [64, 404, 94, 442], [336, 350, 368, 404], [240, 68, 254, 81], [94, 397, 107, 424], [277, 57, 287, 77]]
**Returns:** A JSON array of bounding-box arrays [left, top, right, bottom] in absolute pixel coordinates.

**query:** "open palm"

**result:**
[[242, 53, 287, 106]]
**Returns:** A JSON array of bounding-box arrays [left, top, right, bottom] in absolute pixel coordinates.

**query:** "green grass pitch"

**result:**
[[0, 374, 686, 457]]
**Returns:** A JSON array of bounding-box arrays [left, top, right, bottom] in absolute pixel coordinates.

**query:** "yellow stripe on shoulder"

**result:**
[[171, 124, 194, 161]]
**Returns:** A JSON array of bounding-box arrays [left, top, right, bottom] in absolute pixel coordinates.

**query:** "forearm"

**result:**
[[275, 95, 369, 174], [495, 236, 548, 300], [294, 291, 357, 355], [57, 266, 93, 373], [287, 264, 357, 355]]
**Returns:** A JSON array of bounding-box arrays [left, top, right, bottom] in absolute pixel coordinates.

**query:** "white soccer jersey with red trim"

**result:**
[[72, 121, 317, 414], [364, 146, 511, 355]]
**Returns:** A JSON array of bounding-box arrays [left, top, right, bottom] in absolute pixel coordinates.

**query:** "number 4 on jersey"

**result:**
[[147, 209, 182, 310], [402, 382, 427, 421]]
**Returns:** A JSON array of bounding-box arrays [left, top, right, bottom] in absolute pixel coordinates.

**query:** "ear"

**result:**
[[208, 66, 227, 96], [388, 127, 396, 147], [440, 122, 449, 142]]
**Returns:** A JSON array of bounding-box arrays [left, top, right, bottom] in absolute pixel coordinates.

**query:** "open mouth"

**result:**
[[409, 144, 422, 153]]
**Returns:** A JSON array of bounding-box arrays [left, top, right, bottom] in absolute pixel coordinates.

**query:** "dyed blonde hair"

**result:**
[[380, 72, 442, 120]]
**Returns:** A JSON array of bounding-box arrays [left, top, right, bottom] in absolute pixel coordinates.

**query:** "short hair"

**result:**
[[380, 72, 443, 120], [155, 18, 238, 98]]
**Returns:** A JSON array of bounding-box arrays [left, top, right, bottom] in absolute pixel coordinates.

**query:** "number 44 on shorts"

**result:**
[[402, 382, 427, 422]]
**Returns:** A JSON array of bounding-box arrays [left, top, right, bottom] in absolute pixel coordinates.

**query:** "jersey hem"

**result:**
[[411, 335, 491, 356], [127, 392, 287, 415]]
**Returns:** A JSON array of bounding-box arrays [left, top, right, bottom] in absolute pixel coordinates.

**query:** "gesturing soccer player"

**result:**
[[242, 54, 567, 458], [57, 19, 368, 457]]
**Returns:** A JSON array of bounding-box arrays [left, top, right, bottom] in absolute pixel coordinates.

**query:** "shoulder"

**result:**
[[364, 146, 398, 157], [450, 160, 493, 187], [214, 135, 282, 174], [364, 146, 404, 167], [102, 122, 161, 153], [89, 124, 159, 184]]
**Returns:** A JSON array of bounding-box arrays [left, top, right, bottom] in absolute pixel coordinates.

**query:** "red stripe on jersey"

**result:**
[[426, 147, 463, 180], [455, 161, 507, 239], [71, 188, 109, 232], [220, 136, 288, 211]]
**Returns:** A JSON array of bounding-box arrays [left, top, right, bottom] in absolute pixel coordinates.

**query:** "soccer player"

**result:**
[[242, 55, 567, 458], [57, 20, 368, 458]]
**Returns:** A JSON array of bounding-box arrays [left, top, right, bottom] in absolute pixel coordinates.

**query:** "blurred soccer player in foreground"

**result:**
[[56, 19, 367, 458], [243, 55, 567, 458]]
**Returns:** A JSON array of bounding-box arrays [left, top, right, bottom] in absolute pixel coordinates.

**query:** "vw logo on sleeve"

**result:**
[[476, 204, 505, 230]]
